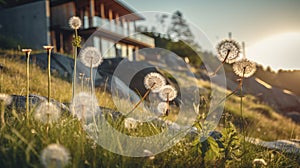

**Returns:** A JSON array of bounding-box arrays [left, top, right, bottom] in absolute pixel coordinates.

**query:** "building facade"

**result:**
[[0, 0, 154, 60]]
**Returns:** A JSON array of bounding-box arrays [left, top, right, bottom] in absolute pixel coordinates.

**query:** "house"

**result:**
[[0, 0, 154, 60]]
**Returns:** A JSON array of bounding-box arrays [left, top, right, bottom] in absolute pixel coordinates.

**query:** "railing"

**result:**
[[89, 16, 154, 47]]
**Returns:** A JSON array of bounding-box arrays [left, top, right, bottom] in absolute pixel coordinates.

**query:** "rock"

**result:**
[[8, 94, 69, 112], [247, 137, 300, 154]]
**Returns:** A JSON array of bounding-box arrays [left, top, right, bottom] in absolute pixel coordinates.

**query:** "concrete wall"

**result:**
[[0, 0, 50, 49]]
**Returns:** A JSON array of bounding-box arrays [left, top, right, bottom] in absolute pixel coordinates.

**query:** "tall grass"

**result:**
[[0, 50, 300, 167]]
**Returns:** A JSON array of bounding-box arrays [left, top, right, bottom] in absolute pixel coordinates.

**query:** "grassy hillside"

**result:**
[[1, 50, 300, 167]]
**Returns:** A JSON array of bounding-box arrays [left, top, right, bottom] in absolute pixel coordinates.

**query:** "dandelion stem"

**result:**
[[90, 58, 94, 95], [240, 67, 246, 163], [46, 49, 52, 103], [166, 93, 170, 116], [127, 82, 156, 117], [22, 49, 32, 120], [26, 52, 30, 118], [1, 101, 5, 129], [211, 49, 230, 76], [72, 29, 78, 100]]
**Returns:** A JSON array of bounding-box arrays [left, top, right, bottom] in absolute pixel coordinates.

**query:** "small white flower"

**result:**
[[157, 102, 168, 115], [252, 158, 267, 166], [34, 102, 61, 124], [69, 16, 82, 30], [41, 144, 70, 168], [124, 117, 138, 129], [79, 47, 103, 68], [21, 49, 32, 53], [0, 93, 12, 105], [233, 58, 256, 78], [216, 39, 241, 64], [43, 46, 54, 50], [159, 85, 177, 101], [70, 92, 99, 121], [143, 149, 155, 160], [144, 72, 166, 93]]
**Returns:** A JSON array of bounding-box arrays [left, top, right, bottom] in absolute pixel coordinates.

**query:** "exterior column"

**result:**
[[59, 32, 64, 53], [89, 0, 95, 27], [100, 3, 105, 18]]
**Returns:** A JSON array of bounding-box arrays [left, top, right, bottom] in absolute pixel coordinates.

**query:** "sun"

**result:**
[[247, 32, 300, 71]]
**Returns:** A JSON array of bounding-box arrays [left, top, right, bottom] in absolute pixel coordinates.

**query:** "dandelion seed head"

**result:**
[[157, 102, 168, 115], [41, 144, 70, 168], [124, 117, 138, 129], [34, 102, 61, 124], [159, 85, 177, 101], [144, 72, 166, 93], [79, 47, 103, 68], [0, 93, 12, 105], [69, 16, 82, 30], [216, 39, 241, 64], [70, 92, 99, 120], [233, 59, 256, 78]]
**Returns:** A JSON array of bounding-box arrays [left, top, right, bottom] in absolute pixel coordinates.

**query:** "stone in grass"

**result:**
[[7, 94, 69, 112]]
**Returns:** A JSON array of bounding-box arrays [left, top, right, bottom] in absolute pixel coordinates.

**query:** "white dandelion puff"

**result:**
[[0, 93, 12, 105], [159, 85, 177, 101], [34, 102, 61, 124], [216, 39, 241, 64], [41, 144, 70, 168], [124, 117, 138, 129], [69, 16, 82, 30], [157, 102, 168, 115], [233, 59, 256, 78], [79, 46, 103, 68], [144, 72, 166, 93], [70, 92, 99, 121]]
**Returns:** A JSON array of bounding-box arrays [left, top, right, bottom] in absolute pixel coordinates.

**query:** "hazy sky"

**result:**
[[121, 0, 300, 70]]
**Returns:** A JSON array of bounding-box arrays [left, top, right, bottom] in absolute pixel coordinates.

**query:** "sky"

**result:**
[[121, 0, 300, 70]]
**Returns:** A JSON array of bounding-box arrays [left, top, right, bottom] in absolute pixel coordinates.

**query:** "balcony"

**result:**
[[83, 16, 154, 47]]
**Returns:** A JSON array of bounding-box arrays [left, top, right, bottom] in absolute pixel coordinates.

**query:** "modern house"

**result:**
[[0, 0, 154, 60]]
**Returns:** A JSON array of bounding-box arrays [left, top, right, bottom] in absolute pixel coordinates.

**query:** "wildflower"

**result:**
[[70, 92, 99, 121], [157, 102, 168, 115], [21, 49, 32, 53], [216, 39, 241, 64], [143, 149, 155, 160], [34, 102, 61, 124], [124, 117, 138, 129], [159, 85, 177, 101], [144, 72, 166, 93], [43, 46, 54, 50], [252, 158, 267, 166], [233, 59, 256, 78], [0, 93, 12, 105], [79, 46, 103, 68], [69, 16, 82, 30], [41, 144, 70, 168]]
